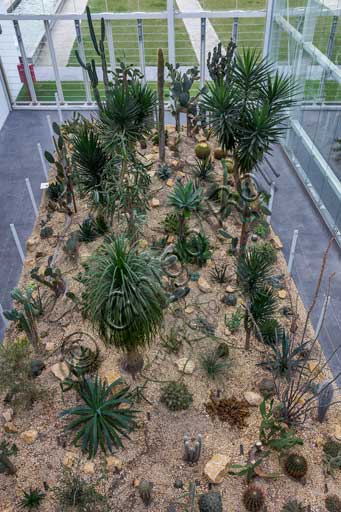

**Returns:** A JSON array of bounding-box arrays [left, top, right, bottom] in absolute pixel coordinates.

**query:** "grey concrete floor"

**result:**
[[0, 110, 340, 385]]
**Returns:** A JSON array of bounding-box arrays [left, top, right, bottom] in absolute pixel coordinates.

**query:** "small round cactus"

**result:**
[[326, 495, 341, 512], [323, 438, 341, 458], [199, 491, 222, 512], [242, 485, 265, 511], [284, 453, 308, 480], [213, 148, 227, 160], [138, 480, 153, 506], [281, 499, 306, 512], [160, 381, 193, 411], [195, 142, 211, 160], [158, 163, 172, 181]]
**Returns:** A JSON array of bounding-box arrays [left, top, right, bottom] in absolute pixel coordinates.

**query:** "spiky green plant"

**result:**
[[237, 246, 275, 299], [80, 236, 166, 373], [160, 381, 193, 411], [54, 469, 108, 511], [168, 181, 203, 240], [61, 376, 138, 458], [192, 157, 215, 182], [253, 241, 277, 265], [175, 232, 211, 266], [281, 500, 307, 512], [78, 218, 98, 243], [19, 488, 45, 509], [200, 350, 230, 380]]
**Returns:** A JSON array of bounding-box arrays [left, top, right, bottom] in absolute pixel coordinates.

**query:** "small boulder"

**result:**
[[166, 179, 174, 187], [45, 342, 55, 352], [63, 451, 78, 468], [198, 277, 211, 293], [2, 408, 13, 423], [258, 378, 276, 398], [244, 391, 263, 407], [20, 429, 38, 444], [278, 290, 287, 299], [30, 359, 45, 378], [151, 198, 160, 207], [333, 425, 341, 442], [50, 362, 69, 381], [176, 358, 195, 375], [106, 455, 123, 471], [204, 454, 230, 484], [4, 422, 18, 434], [83, 462, 95, 475]]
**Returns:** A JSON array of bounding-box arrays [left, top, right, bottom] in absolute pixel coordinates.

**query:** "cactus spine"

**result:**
[[183, 434, 202, 463], [157, 48, 165, 163]]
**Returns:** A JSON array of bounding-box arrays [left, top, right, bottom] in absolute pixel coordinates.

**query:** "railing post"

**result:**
[[13, 20, 37, 104], [200, 18, 206, 89], [44, 19, 64, 103], [288, 228, 299, 275], [232, 17, 239, 43], [10, 224, 25, 264], [167, 0, 176, 65], [25, 178, 39, 216], [137, 19, 146, 83], [0, 304, 9, 329], [263, 0, 276, 59], [74, 19, 92, 103], [37, 143, 48, 180], [267, 181, 276, 223], [105, 19, 116, 72]]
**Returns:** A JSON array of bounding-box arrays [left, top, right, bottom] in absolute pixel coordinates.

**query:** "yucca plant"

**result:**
[[19, 488, 45, 509], [80, 236, 166, 375], [78, 218, 98, 243], [61, 376, 138, 458], [192, 157, 215, 182], [168, 181, 203, 240]]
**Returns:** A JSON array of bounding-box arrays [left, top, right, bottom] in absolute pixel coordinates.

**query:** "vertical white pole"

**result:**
[[267, 181, 276, 223], [200, 18, 206, 89], [13, 20, 37, 104], [232, 17, 239, 43], [105, 19, 116, 72], [315, 294, 330, 338], [25, 178, 39, 216], [55, 93, 63, 123], [288, 228, 299, 275], [167, 0, 176, 65], [0, 304, 9, 328], [46, 114, 54, 142], [74, 20, 92, 103], [44, 19, 64, 103], [263, 0, 276, 59], [10, 224, 25, 263], [37, 143, 48, 180], [137, 19, 146, 83]]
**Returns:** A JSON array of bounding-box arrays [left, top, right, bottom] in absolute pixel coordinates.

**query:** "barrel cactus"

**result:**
[[323, 438, 341, 458], [160, 381, 193, 411], [199, 491, 222, 512], [325, 495, 341, 512], [242, 485, 265, 511], [281, 499, 307, 512], [284, 453, 308, 480], [195, 143, 211, 160]]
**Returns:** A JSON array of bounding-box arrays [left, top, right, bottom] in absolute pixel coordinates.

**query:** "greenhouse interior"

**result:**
[[0, 0, 341, 509]]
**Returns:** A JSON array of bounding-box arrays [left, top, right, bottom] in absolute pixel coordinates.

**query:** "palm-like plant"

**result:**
[[61, 376, 138, 458], [168, 181, 203, 240], [80, 236, 166, 374], [20, 488, 45, 510]]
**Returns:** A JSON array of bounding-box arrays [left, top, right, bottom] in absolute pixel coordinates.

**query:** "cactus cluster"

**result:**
[[284, 453, 308, 480], [160, 381, 193, 411], [242, 485, 264, 511], [158, 164, 172, 181], [207, 40, 237, 82], [183, 433, 202, 463], [326, 495, 341, 512], [198, 491, 222, 512], [281, 500, 306, 512], [166, 63, 200, 133]]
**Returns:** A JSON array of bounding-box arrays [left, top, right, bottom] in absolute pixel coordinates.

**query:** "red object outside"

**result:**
[[17, 62, 36, 84]]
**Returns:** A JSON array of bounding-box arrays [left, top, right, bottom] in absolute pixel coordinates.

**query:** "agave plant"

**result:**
[[19, 488, 45, 509], [61, 376, 138, 458], [80, 236, 166, 375], [168, 181, 203, 240]]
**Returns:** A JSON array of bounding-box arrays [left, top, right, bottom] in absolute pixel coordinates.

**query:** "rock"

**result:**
[[50, 362, 69, 381], [308, 361, 319, 374], [45, 342, 55, 352], [185, 306, 194, 314], [40, 331, 49, 339], [222, 293, 237, 306], [167, 234, 175, 243], [83, 462, 95, 475], [333, 425, 341, 442], [148, 170, 156, 178], [244, 391, 263, 407], [2, 408, 13, 423], [176, 358, 195, 375], [63, 451, 78, 468], [151, 198, 160, 207], [174, 479, 183, 489], [251, 234, 258, 242], [137, 239, 148, 250], [26, 235, 39, 252], [30, 359, 45, 378], [204, 454, 230, 484], [225, 286, 236, 293], [106, 456, 123, 471], [133, 478, 140, 487], [20, 429, 38, 444], [198, 277, 211, 293], [270, 235, 283, 249], [258, 378, 276, 398], [166, 178, 174, 187], [278, 290, 287, 299], [4, 422, 18, 434]]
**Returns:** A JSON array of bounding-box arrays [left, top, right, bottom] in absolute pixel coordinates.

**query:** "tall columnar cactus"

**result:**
[[166, 63, 200, 134], [183, 434, 202, 463], [75, 7, 109, 107], [157, 48, 165, 162]]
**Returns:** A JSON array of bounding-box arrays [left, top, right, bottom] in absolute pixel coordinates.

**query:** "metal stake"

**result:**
[[25, 178, 38, 216], [315, 294, 330, 339], [46, 115, 54, 142], [37, 143, 48, 180], [0, 304, 9, 328], [288, 229, 299, 275], [267, 181, 276, 223], [10, 224, 25, 263]]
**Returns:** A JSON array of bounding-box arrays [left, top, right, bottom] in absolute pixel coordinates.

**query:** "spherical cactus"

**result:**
[[242, 485, 265, 511], [160, 381, 193, 411], [226, 157, 234, 173], [199, 491, 223, 512], [323, 438, 341, 458], [139, 480, 153, 506], [281, 499, 306, 512], [195, 143, 211, 160], [258, 378, 276, 399], [213, 148, 227, 160], [325, 495, 341, 512], [284, 453, 308, 480]]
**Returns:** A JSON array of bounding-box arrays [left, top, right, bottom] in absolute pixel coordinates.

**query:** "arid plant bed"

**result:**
[[0, 128, 340, 512]]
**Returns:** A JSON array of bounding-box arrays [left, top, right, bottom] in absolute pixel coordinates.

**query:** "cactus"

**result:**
[[0, 440, 17, 475], [284, 453, 308, 480], [317, 379, 334, 422], [158, 163, 172, 181], [199, 491, 222, 512], [157, 48, 165, 162], [323, 438, 341, 476], [30, 265, 65, 298], [207, 40, 237, 82], [160, 381, 193, 411], [195, 143, 211, 160], [63, 232, 79, 261], [183, 434, 202, 463], [281, 500, 306, 512], [139, 480, 153, 506], [40, 226, 53, 239], [324, 439, 341, 458], [326, 495, 341, 512], [242, 485, 265, 511]]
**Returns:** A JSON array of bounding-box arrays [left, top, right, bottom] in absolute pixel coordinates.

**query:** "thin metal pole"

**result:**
[[10, 224, 25, 264], [262, 0, 275, 59], [74, 19, 92, 103], [13, 20, 37, 104], [105, 19, 116, 72], [0, 304, 9, 328], [288, 228, 299, 275], [55, 92, 63, 123], [267, 181, 276, 223], [46, 114, 54, 141], [232, 17, 238, 43], [137, 19, 146, 83], [200, 18, 206, 89], [315, 294, 330, 339], [44, 20, 64, 103], [167, 0, 176, 66], [25, 178, 39, 216], [37, 143, 48, 180]]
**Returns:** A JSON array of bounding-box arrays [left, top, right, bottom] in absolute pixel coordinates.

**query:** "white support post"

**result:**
[[13, 20, 37, 104], [167, 0, 176, 66], [263, 0, 276, 59], [232, 17, 239, 43], [44, 20, 64, 103], [37, 143, 48, 180], [315, 294, 330, 339], [137, 19, 146, 83], [0, 304, 9, 329], [10, 224, 25, 264], [288, 228, 299, 275], [267, 181, 276, 223], [200, 18, 206, 89], [74, 20, 92, 103], [55, 93, 63, 123], [25, 178, 39, 216], [46, 114, 54, 142], [105, 19, 116, 72]]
